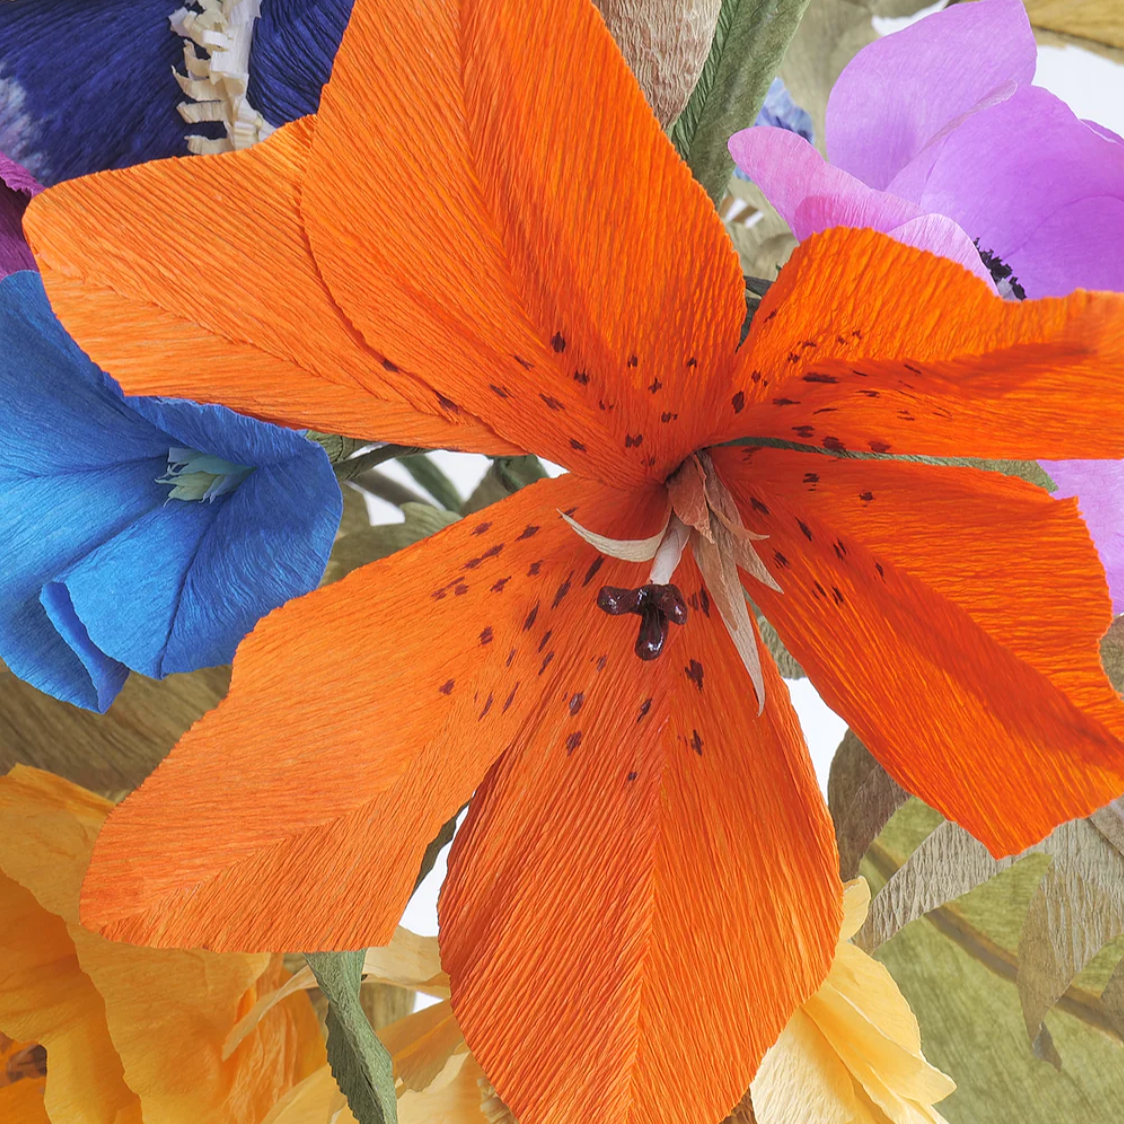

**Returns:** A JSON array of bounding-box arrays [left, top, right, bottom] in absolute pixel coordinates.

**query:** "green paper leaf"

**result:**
[[414, 809, 460, 892], [306, 950, 398, 1124], [463, 456, 549, 514], [753, 611, 804, 679], [398, 454, 463, 513], [671, 0, 814, 204], [826, 729, 907, 880], [859, 801, 1124, 1120], [307, 431, 369, 464], [1017, 820, 1124, 1065], [324, 503, 460, 584]]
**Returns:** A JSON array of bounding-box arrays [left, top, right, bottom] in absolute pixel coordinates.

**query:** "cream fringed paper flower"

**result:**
[[749, 880, 955, 1124], [258, 880, 952, 1124]]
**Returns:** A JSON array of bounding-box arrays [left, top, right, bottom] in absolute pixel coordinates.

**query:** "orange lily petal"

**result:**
[[303, 0, 744, 482], [707, 228, 1124, 460], [81, 476, 667, 951], [712, 445, 1124, 854], [24, 117, 516, 453], [439, 555, 840, 1124], [0, 1079, 50, 1123]]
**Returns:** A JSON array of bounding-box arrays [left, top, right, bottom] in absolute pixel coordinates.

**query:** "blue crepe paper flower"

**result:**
[[248, 0, 352, 125], [0, 271, 342, 711], [0, 0, 202, 186]]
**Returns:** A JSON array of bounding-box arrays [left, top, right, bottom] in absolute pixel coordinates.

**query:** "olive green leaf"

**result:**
[[859, 800, 1124, 1074], [306, 950, 398, 1124], [860, 801, 1124, 1121], [324, 503, 460, 584], [1102, 955, 1124, 1038], [671, 0, 815, 204], [754, 612, 805, 680], [307, 431, 369, 464], [1017, 820, 1124, 1066], [338, 482, 372, 538], [856, 814, 1021, 953], [826, 730, 907, 880], [398, 454, 463, 513], [0, 661, 229, 799], [1099, 615, 1124, 694], [463, 456, 549, 515]]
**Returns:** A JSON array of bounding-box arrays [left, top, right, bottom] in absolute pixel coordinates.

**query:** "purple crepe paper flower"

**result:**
[[729, 0, 1124, 611], [0, 151, 39, 279]]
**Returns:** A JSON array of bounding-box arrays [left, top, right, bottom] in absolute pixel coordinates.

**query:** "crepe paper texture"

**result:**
[[0, 151, 38, 278], [0, 766, 325, 1123], [256, 883, 953, 1124], [750, 879, 954, 1124], [22, 0, 1124, 1119], [248, 0, 355, 127], [0, 0, 192, 185], [0, 0, 364, 182], [0, 271, 341, 713], [730, 0, 1124, 622], [730, 0, 1124, 298]]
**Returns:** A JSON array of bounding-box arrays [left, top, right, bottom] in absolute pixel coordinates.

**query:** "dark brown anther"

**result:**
[[635, 605, 670, 660], [597, 586, 643, 615], [652, 584, 688, 626], [597, 583, 688, 660]]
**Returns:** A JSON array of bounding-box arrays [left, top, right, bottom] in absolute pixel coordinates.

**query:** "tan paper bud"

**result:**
[[595, 0, 723, 125]]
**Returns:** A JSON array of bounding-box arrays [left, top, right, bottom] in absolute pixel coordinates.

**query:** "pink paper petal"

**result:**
[[826, 0, 1036, 190]]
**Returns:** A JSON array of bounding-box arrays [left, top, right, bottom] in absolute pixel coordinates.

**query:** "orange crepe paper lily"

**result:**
[[20, 0, 1124, 1119], [0, 766, 325, 1124]]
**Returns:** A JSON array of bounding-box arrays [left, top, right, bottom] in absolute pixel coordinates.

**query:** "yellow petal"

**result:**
[[840, 879, 873, 945], [225, 926, 448, 1059], [397, 1053, 490, 1124], [0, 767, 324, 1123], [362, 930, 449, 996], [826, 944, 923, 1056], [379, 1000, 465, 1092], [803, 984, 955, 1122], [260, 1064, 356, 1124], [751, 1008, 862, 1124], [0, 870, 140, 1124]]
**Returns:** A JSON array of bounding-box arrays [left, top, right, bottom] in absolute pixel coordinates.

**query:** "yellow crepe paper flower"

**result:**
[[750, 879, 955, 1124], [0, 766, 325, 1123], [257, 881, 952, 1124]]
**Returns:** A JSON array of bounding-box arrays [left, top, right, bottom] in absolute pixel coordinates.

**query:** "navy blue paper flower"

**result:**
[[0, 0, 192, 185], [0, 0, 356, 186], [0, 271, 342, 711], [248, 0, 352, 126]]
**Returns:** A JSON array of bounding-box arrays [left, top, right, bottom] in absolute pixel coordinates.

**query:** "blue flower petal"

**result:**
[[0, 273, 171, 472], [127, 389, 320, 468], [0, 270, 342, 709], [161, 454, 342, 673], [0, 463, 157, 710], [49, 499, 220, 679], [0, 0, 192, 185], [247, 0, 352, 126], [39, 581, 130, 709]]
